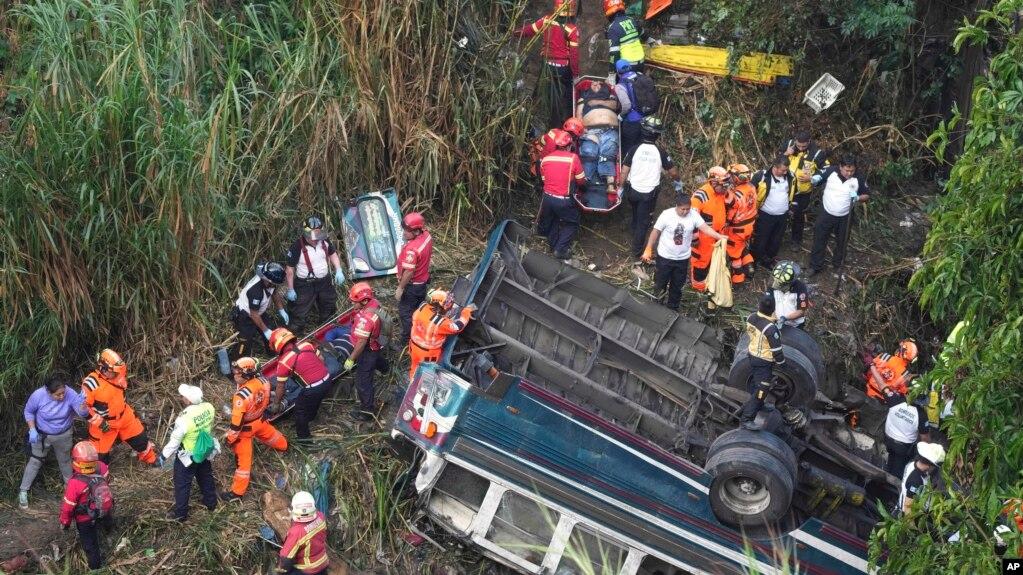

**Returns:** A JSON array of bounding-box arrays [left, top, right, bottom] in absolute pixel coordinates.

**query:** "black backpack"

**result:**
[[629, 72, 660, 116]]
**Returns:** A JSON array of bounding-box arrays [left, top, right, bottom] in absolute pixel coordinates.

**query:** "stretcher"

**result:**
[[572, 76, 623, 213], [645, 45, 794, 86]]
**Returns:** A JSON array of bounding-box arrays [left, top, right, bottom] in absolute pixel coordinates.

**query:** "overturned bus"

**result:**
[[392, 221, 891, 574]]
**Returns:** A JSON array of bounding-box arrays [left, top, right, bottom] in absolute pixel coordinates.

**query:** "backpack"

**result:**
[[191, 428, 215, 463], [629, 72, 660, 116], [75, 473, 114, 520]]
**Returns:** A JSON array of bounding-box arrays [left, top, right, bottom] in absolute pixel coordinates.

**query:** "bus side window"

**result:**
[[557, 525, 628, 575], [485, 491, 561, 566], [637, 554, 687, 575], [426, 463, 490, 534]]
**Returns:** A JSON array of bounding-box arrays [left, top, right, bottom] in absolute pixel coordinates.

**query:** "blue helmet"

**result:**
[[615, 59, 633, 75]]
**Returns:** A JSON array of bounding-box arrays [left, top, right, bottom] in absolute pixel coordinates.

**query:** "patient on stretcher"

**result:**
[[576, 81, 620, 209]]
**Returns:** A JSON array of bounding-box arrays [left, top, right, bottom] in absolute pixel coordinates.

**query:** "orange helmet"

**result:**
[[427, 289, 454, 310], [896, 339, 918, 362], [97, 349, 127, 379], [402, 212, 426, 231], [552, 129, 573, 148], [348, 281, 374, 303], [603, 0, 625, 16], [562, 117, 585, 138], [232, 357, 259, 378], [71, 441, 99, 474], [269, 328, 296, 354], [708, 166, 730, 188], [728, 163, 752, 183]]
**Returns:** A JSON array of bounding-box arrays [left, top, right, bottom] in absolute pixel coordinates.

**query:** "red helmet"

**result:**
[[603, 0, 625, 16], [72, 441, 99, 474], [552, 129, 573, 148], [402, 212, 426, 231], [348, 281, 374, 303], [553, 0, 576, 16], [562, 117, 585, 138], [269, 328, 296, 354]]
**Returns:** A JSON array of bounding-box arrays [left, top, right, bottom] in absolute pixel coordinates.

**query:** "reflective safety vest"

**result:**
[[82, 371, 137, 429], [786, 145, 828, 195], [231, 377, 271, 429], [608, 14, 644, 64], [691, 183, 729, 232], [410, 304, 473, 351], [180, 403, 215, 454], [727, 184, 758, 227]]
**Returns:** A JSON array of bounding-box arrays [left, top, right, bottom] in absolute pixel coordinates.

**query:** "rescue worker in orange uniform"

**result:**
[[81, 349, 159, 466], [408, 290, 477, 379], [724, 163, 759, 284], [865, 339, 918, 400], [689, 166, 732, 292], [222, 357, 288, 501]]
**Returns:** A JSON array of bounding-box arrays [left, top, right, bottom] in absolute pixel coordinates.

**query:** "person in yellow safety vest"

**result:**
[[604, 0, 645, 73], [782, 131, 829, 246], [409, 290, 477, 379], [161, 384, 219, 522]]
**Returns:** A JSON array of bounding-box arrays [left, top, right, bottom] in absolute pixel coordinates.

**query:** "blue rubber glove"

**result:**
[[286, 289, 297, 302], [28, 428, 40, 444], [262, 328, 273, 341], [343, 358, 355, 372], [848, 188, 859, 201], [810, 174, 822, 186], [155, 454, 169, 469], [673, 180, 683, 193], [278, 309, 290, 325], [334, 269, 346, 285]]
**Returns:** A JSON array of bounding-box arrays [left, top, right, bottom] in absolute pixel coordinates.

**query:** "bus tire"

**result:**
[[705, 446, 794, 527], [706, 428, 798, 481], [730, 342, 818, 410]]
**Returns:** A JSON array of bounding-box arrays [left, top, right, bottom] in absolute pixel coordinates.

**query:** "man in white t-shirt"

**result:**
[[750, 156, 794, 269], [621, 117, 682, 257], [808, 155, 871, 276], [640, 195, 725, 310]]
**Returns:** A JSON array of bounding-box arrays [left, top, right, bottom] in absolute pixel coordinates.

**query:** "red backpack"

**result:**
[[74, 473, 114, 520]]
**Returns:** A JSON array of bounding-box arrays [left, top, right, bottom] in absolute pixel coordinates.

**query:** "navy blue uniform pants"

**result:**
[[546, 63, 574, 129], [76, 516, 112, 569], [294, 381, 332, 439], [355, 349, 389, 412], [789, 193, 812, 244], [751, 211, 787, 267], [172, 458, 217, 520], [810, 210, 851, 272], [292, 277, 337, 335], [537, 195, 580, 257], [626, 186, 658, 256], [398, 282, 429, 347], [740, 357, 775, 423]]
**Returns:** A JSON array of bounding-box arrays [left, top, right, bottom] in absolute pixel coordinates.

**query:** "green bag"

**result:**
[[191, 429, 215, 463]]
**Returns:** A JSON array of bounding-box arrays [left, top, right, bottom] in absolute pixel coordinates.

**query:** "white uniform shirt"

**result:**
[[624, 143, 674, 194], [287, 239, 334, 280], [761, 173, 791, 216], [235, 276, 273, 315], [819, 168, 869, 217], [885, 401, 923, 444], [653, 208, 704, 260]]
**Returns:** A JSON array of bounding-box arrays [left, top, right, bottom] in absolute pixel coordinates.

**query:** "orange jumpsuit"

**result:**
[[690, 183, 730, 291], [865, 353, 911, 400], [725, 183, 758, 284], [226, 376, 288, 497], [82, 371, 156, 463], [408, 304, 474, 379]]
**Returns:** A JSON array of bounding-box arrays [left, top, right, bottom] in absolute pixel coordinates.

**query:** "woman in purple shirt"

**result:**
[[19, 372, 88, 509]]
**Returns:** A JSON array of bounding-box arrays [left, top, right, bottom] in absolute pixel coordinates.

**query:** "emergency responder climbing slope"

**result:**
[[81, 349, 160, 466], [223, 357, 288, 501]]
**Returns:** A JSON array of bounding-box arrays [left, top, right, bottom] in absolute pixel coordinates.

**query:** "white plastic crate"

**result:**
[[803, 73, 845, 114]]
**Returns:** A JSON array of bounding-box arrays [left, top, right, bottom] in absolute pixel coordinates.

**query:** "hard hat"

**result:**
[[71, 441, 99, 474], [232, 357, 259, 378], [402, 212, 426, 231], [348, 281, 374, 303], [290, 491, 318, 523], [708, 166, 729, 184], [640, 116, 664, 139], [728, 163, 752, 182], [562, 117, 585, 138], [553, 0, 575, 16], [772, 261, 796, 289], [303, 216, 326, 242], [916, 442, 946, 466], [427, 289, 454, 310], [615, 59, 633, 75], [897, 339, 919, 363], [97, 349, 127, 378], [269, 328, 296, 354], [256, 261, 285, 284], [603, 0, 625, 16], [178, 383, 203, 405], [551, 129, 573, 148]]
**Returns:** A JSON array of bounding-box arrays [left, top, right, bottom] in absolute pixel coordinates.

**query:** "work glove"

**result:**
[[776, 314, 787, 329], [334, 269, 345, 285], [263, 328, 273, 341], [466, 303, 479, 319], [278, 309, 290, 325], [28, 428, 39, 444], [286, 289, 297, 302], [641, 246, 654, 264], [395, 286, 404, 302], [155, 454, 169, 469], [673, 180, 683, 194], [100, 420, 111, 433], [266, 402, 281, 416], [343, 358, 356, 372]]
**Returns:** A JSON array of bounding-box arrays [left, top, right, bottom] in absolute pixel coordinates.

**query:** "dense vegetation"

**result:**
[[872, 1, 1023, 572], [0, 0, 531, 443]]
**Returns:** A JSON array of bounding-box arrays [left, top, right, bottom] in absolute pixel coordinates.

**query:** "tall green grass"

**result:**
[[0, 0, 531, 442]]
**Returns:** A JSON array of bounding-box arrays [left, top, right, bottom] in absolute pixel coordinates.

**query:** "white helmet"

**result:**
[[290, 491, 317, 522], [916, 442, 946, 466]]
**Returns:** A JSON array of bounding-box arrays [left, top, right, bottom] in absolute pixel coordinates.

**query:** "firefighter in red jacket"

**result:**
[[344, 282, 389, 422], [81, 349, 159, 466], [408, 289, 477, 379], [515, 0, 579, 128], [60, 441, 113, 570], [538, 129, 587, 260], [278, 491, 329, 575], [690, 167, 732, 291], [223, 357, 288, 501], [269, 328, 331, 439], [725, 163, 759, 284]]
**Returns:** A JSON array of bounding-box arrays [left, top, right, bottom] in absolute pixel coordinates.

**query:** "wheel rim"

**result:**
[[748, 372, 797, 405], [720, 475, 771, 515]]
